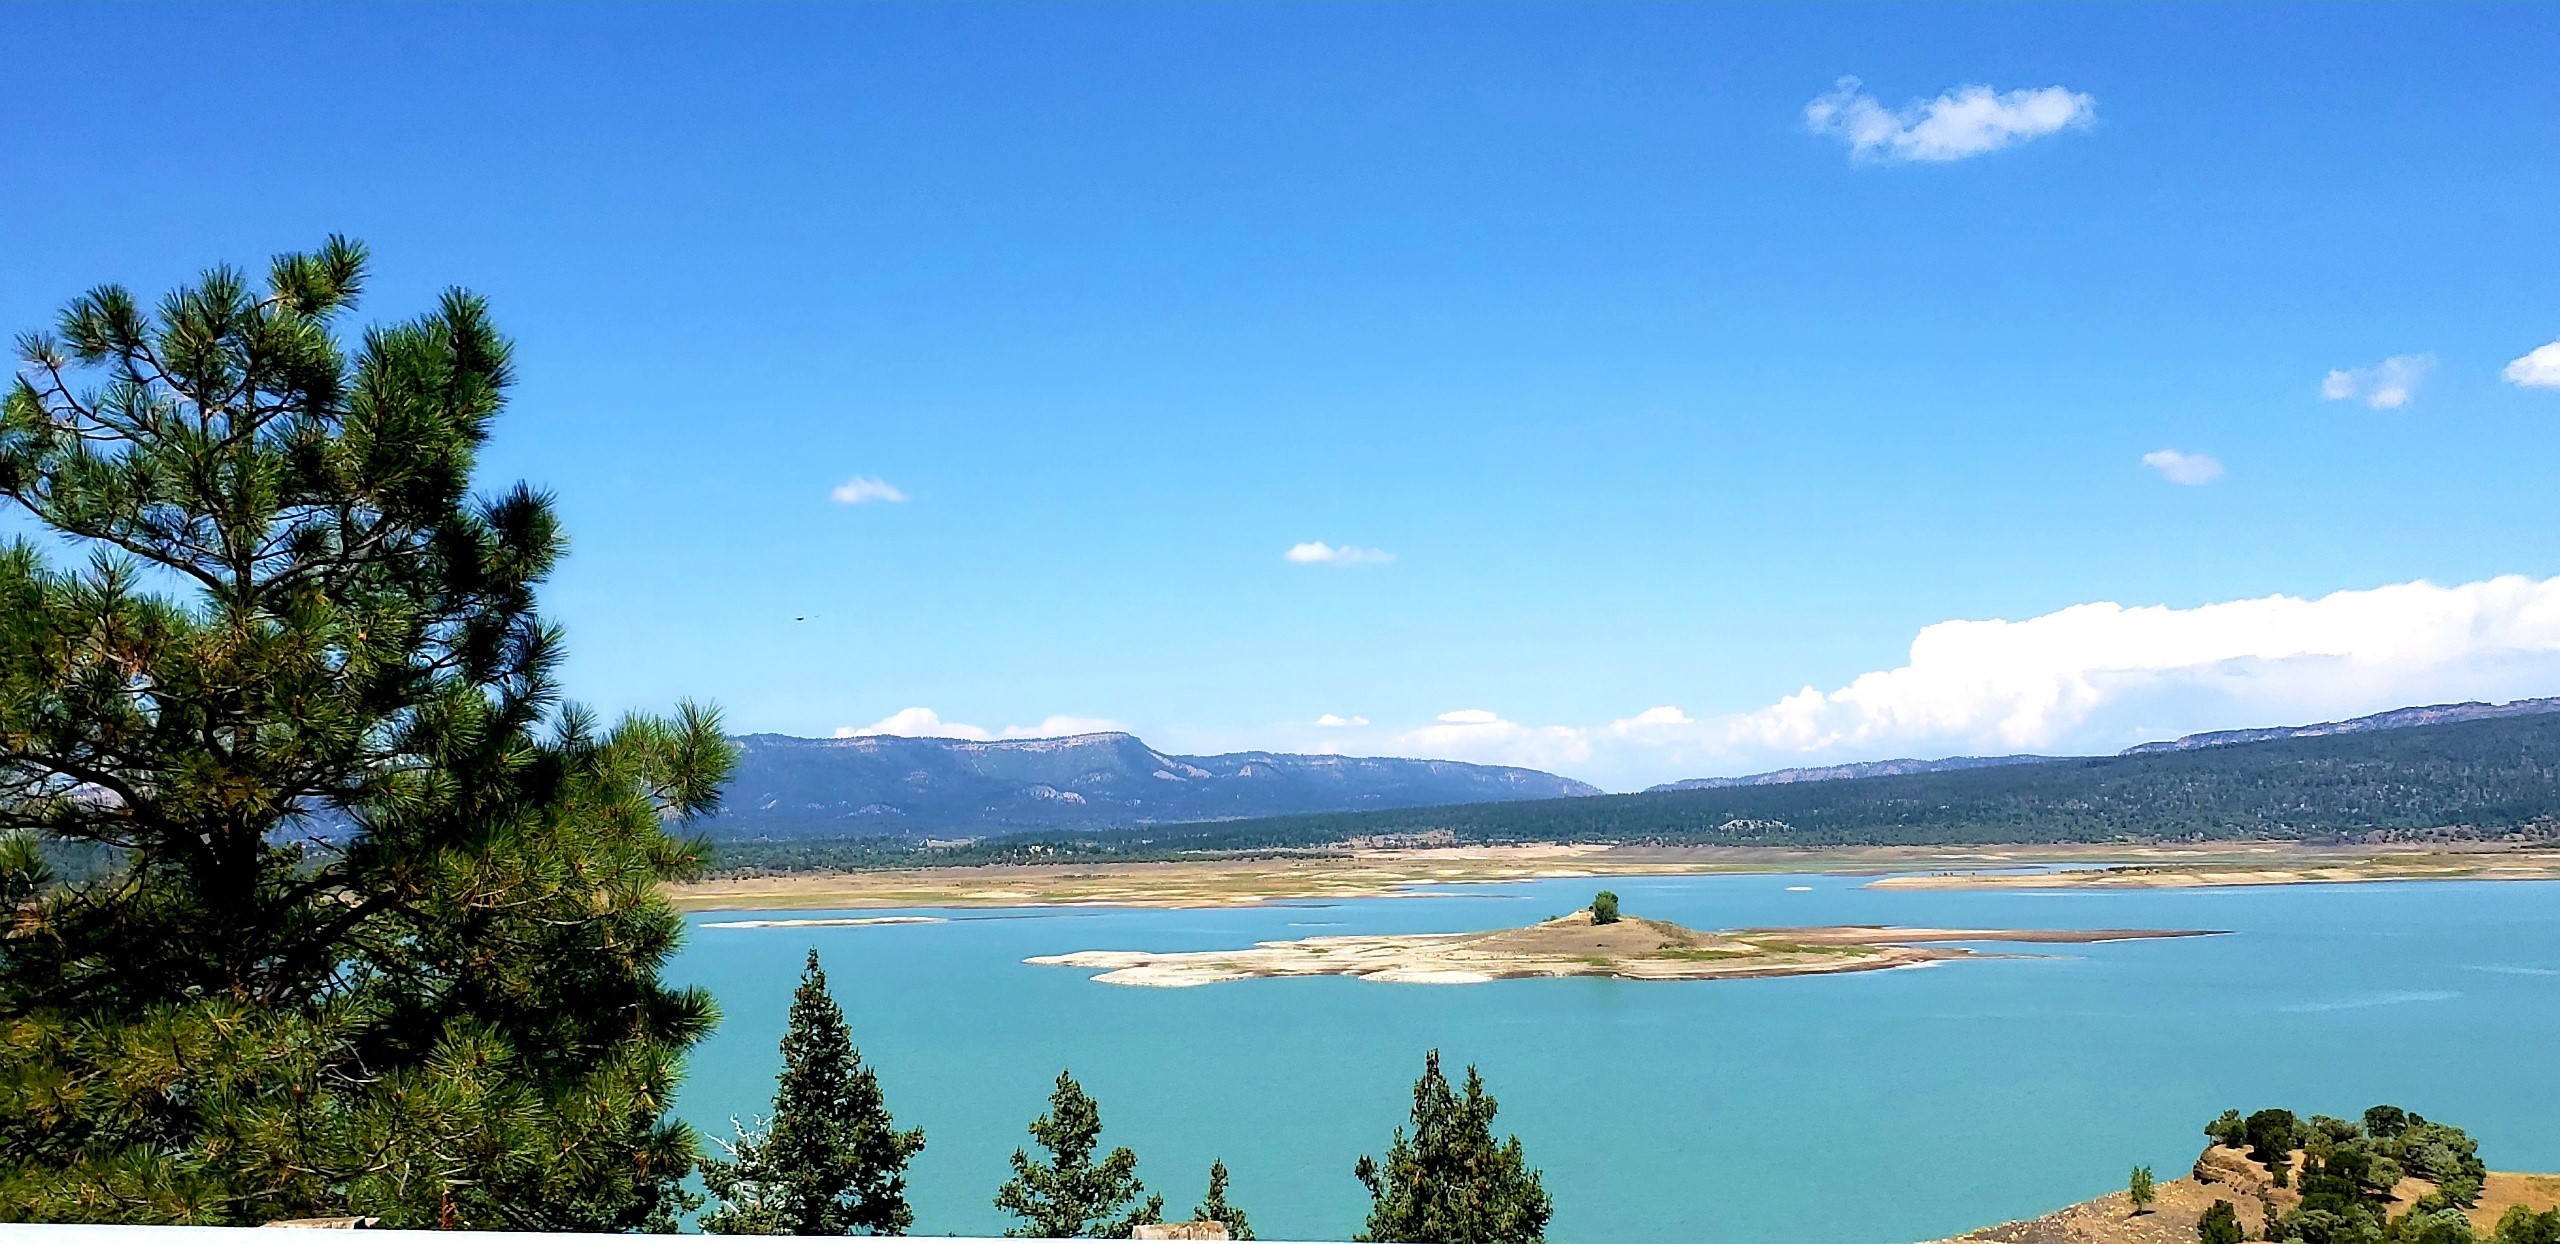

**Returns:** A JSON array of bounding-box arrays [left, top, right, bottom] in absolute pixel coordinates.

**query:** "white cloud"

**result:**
[[1399, 709, 1592, 772], [2321, 355, 2432, 409], [839, 707, 989, 740], [1354, 573, 2560, 789], [1285, 541, 1394, 566], [1315, 713, 1370, 727], [1724, 574, 2560, 758], [1804, 76, 2095, 163], [830, 475, 909, 505], [2505, 339, 2560, 388], [2141, 449, 2224, 485], [836, 707, 1126, 741]]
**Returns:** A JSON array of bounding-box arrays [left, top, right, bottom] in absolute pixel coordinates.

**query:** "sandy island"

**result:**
[[1024, 911, 2218, 987]]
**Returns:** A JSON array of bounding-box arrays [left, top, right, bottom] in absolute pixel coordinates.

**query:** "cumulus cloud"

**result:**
[[1717, 575, 2560, 757], [2321, 355, 2432, 409], [1285, 541, 1394, 566], [1315, 713, 1370, 727], [830, 475, 909, 505], [1804, 76, 2095, 163], [2141, 449, 2224, 485], [836, 707, 1126, 741], [1398, 709, 1592, 772], [2505, 338, 2560, 388], [1351, 573, 2560, 789]]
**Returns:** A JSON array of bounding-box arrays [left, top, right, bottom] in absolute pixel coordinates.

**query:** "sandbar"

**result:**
[[1025, 913, 2219, 988]]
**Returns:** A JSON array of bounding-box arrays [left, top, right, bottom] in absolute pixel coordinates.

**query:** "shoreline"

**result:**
[[668, 841, 2560, 913]]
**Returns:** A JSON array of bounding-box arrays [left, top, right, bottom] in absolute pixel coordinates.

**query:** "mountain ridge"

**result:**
[[703, 730, 1602, 839]]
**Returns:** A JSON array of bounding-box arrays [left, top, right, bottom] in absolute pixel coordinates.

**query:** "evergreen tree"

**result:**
[[2130, 1166, 2157, 1215], [1589, 892, 1620, 924], [0, 240, 733, 1228], [702, 950, 925, 1235], [1354, 1051, 1551, 1244], [2198, 1199, 2242, 1244], [994, 1071, 1163, 1238], [1192, 1160, 1253, 1241]]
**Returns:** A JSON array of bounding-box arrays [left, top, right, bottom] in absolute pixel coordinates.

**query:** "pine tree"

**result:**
[[2198, 1199, 2243, 1244], [0, 240, 734, 1228], [702, 951, 926, 1235], [1354, 1051, 1552, 1244], [1192, 1160, 1253, 1241], [995, 1071, 1164, 1238], [1589, 892, 1620, 924], [2130, 1165, 2157, 1215]]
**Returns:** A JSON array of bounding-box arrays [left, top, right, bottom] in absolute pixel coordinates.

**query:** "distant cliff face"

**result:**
[[1646, 754, 2056, 793], [2121, 697, 2560, 754], [702, 732, 1602, 839]]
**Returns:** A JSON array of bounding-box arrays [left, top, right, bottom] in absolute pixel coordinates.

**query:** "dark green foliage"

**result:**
[[2212, 1106, 2493, 1244], [0, 242, 735, 1227], [2209, 1111, 2251, 1149], [2131, 1166, 2157, 1214], [1193, 1160, 1252, 1241], [2493, 1207, 2560, 1244], [2200, 1199, 2244, 1244], [701, 951, 925, 1235], [1589, 891, 1620, 924], [2393, 1210, 2482, 1244], [994, 1071, 1162, 1238], [2247, 1110, 2307, 1171], [1354, 1051, 1551, 1244]]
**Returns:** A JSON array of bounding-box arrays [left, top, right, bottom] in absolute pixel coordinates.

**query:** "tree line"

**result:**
[[711, 951, 1550, 1242]]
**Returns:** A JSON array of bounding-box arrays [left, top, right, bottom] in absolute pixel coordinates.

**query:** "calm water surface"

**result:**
[[666, 875, 2560, 1244]]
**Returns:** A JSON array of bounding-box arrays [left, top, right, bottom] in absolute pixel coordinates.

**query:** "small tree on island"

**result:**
[[2129, 1165, 2156, 1216], [702, 950, 926, 1235], [1590, 891, 1621, 925], [1354, 1050, 1552, 1244], [1193, 1160, 1254, 1240], [2198, 1199, 2242, 1244], [995, 1071, 1164, 1238]]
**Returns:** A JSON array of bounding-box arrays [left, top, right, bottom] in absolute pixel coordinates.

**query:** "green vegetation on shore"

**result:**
[[2190, 1104, 2560, 1244]]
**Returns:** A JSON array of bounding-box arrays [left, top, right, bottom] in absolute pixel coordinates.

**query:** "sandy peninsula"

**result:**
[[1024, 911, 2217, 987], [671, 842, 2330, 912], [1871, 848, 2560, 893]]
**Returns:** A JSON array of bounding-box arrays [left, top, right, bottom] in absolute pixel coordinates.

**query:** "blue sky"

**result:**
[[8, 4, 2560, 789]]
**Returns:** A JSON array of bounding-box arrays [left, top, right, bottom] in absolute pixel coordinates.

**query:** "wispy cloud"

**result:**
[[1285, 541, 1394, 566], [2141, 449, 2224, 486], [1804, 76, 2095, 163], [836, 707, 1126, 741], [1315, 713, 1370, 727], [829, 475, 909, 505], [2321, 355, 2432, 409], [2505, 338, 2560, 389]]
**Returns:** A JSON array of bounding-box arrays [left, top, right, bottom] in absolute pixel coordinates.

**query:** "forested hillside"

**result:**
[[708, 710, 2560, 869], [1190, 710, 2560, 848]]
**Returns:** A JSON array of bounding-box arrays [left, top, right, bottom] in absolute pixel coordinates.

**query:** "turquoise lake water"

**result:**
[[665, 875, 2560, 1244]]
